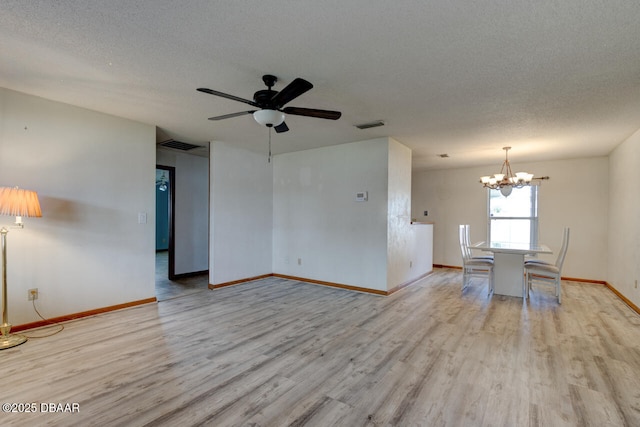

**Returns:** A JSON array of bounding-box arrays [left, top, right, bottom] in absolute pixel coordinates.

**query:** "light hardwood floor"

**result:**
[[2, 269, 640, 426], [155, 251, 209, 301]]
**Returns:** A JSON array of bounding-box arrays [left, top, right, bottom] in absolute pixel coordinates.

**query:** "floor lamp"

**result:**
[[0, 186, 42, 350]]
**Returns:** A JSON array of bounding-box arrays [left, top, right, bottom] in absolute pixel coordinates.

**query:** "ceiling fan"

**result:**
[[197, 74, 341, 133]]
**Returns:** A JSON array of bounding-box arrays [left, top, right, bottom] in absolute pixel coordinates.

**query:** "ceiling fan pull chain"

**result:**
[[268, 127, 272, 163]]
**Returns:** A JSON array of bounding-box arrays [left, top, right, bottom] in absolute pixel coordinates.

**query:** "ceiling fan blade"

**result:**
[[197, 88, 259, 107], [274, 121, 289, 133], [271, 78, 313, 108], [208, 110, 256, 121], [283, 107, 342, 120]]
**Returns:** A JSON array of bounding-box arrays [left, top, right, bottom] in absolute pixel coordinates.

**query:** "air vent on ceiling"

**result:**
[[355, 120, 385, 130], [159, 139, 201, 151]]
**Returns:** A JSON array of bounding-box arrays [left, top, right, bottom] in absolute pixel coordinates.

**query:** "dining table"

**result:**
[[471, 241, 552, 298]]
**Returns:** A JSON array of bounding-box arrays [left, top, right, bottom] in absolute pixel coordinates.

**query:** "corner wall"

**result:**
[[0, 88, 156, 325], [608, 131, 640, 309], [386, 139, 415, 288], [272, 138, 390, 291]]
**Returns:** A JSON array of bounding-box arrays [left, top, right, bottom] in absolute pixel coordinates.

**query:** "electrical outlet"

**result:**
[[635, 280, 638, 289], [28, 288, 38, 301], [298, 258, 302, 266]]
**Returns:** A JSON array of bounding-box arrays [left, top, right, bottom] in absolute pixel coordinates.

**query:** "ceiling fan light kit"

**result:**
[[253, 109, 285, 127]]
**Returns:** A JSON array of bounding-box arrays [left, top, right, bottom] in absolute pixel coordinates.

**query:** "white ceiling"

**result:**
[[1, 1, 639, 170]]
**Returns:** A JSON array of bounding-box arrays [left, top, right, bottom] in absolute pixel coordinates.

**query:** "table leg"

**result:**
[[492, 252, 525, 297]]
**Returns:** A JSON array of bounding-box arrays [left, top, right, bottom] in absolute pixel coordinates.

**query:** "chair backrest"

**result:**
[[554, 227, 570, 270], [459, 224, 470, 261], [463, 224, 474, 258], [464, 224, 472, 248]]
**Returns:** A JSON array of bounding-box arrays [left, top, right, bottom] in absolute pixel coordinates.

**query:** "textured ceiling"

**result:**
[[1, 1, 639, 170]]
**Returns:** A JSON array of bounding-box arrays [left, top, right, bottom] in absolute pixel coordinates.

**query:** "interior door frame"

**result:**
[[156, 165, 176, 280]]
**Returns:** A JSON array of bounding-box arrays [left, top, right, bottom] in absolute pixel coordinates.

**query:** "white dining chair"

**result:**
[[459, 225, 494, 295], [524, 227, 570, 303], [463, 224, 493, 261], [525, 226, 569, 266]]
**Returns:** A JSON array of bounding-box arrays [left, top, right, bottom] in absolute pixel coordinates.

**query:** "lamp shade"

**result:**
[[253, 109, 285, 127], [0, 187, 42, 218]]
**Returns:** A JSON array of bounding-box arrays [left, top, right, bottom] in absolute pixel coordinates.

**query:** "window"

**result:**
[[488, 186, 538, 245]]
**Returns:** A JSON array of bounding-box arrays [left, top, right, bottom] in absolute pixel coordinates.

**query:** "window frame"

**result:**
[[487, 185, 539, 245]]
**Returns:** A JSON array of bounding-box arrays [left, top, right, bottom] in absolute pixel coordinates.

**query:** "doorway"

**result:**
[[156, 165, 175, 281], [155, 163, 209, 301]]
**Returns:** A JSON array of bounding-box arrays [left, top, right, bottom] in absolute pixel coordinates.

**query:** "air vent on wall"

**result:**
[[355, 120, 385, 130], [159, 139, 201, 151]]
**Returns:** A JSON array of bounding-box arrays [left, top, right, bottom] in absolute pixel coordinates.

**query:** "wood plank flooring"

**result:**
[[155, 251, 209, 301], [2, 269, 640, 426]]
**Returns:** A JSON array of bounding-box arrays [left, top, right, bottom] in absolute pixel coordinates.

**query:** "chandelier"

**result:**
[[480, 147, 547, 197]]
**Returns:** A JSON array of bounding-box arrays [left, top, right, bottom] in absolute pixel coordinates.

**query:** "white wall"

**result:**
[[386, 139, 415, 288], [410, 224, 434, 279], [156, 149, 209, 275], [412, 156, 609, 281], [209, 141, 273, 285], [273, 138, 390, 291], [0, 88, 156, 325], [608, 131, 640, 308]]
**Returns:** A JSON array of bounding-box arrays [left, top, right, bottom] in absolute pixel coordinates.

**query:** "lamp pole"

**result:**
[[0, 227, 27, 349]]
